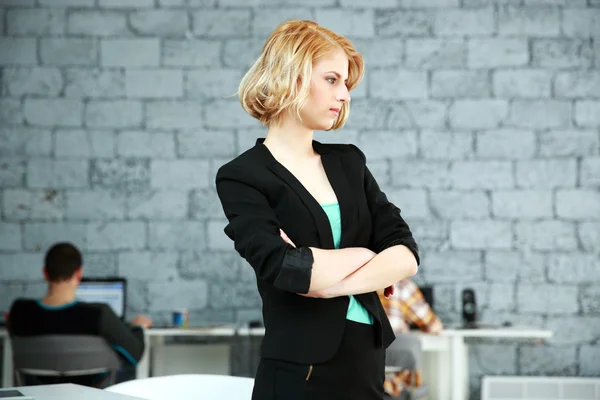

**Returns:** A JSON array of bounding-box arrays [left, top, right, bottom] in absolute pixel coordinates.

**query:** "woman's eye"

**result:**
[[327, 77, 337, 84]]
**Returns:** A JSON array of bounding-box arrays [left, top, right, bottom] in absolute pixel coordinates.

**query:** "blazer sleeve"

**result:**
[[216, 164, 314, 294], [351, 145, 420, 265]]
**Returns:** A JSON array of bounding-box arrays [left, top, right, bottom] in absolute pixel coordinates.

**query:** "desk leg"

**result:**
[[152, 336, 165, 377], [2, 337, 12, 388], [137, 333, 150, 380], [450, 336, 467, 400]]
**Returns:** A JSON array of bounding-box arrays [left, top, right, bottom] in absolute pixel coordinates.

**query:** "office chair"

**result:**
[[11, 335, 121, 388]]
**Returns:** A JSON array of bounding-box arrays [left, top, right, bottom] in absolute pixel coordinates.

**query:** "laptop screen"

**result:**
[[76, 278, 126, 319]]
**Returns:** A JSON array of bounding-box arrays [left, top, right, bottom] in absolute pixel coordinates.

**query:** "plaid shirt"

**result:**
[[379, 279, 443, 397]]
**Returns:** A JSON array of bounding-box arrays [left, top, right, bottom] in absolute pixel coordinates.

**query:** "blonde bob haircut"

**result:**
[[238, 20, 364, 130]]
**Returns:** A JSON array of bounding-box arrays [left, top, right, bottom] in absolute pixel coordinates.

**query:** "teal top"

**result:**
[[321, 203, 374, 325]]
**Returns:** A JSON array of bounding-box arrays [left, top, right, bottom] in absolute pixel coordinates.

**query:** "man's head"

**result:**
[[43, 242, 83, 284]]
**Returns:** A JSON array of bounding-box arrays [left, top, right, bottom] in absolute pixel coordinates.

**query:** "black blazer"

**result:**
[[216, 139, 419, 364]]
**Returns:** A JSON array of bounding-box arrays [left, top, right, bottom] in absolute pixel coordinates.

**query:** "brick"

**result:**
[[192, 9, 250, 37], [0, 38, 36, 65], [40, 38, 96, 66], [0, 0, 36, 5], [68, 10, 129, 36], [477, 130, 534, 159], [556, 190, 600, 220], [164, 40, 221, 67], [125, 69, 183, 98], [0, 222, 21, 251], [514, 221, 578, 251], [421, 251, 483, 282], [581, 285, 600, 314], [27, 160, 88, 189], [562, 9, 600, 37], [519, 345, 577, 375], [151, 160, 209, 189], [130, 10, 188, 37], [0, 158, 25, 188], [515, 160, 577, 188], [99, 0, 154, 6], [0, 98, 23, 124], [391, 101, 447, 129], [190, 188, 223, 220], [125, 281, 147, 315], [507, 101, 571, 129], [493, 191, 553, 219], [525, 0, 586, 4], [547, 253, 600, 283], [391, 160, 451, 189], [55, 129, 116, 158], [101, 39, 160, 67], [434, 8, 495, 35], [3, 67, 63, 96], [431, 70, 490, 98], [0, 283, 24, 311], [65, 190, 126, 220], [485, 251, 546, 283], [405, 39, 465, 68], [7, 9, 65, 35], [185, 68, 242, 99], [118, 252, 178, 281], [209, 282, 261, 309], [401, 0, 459, 5], [21, 282, 48, 302], [0, 254, 43, 281], [0, 126, 52, 157], [370, 69, 427, 99], [157, 0, 216, 5], [579, 222, 600, 252], [555, 71, 600, 98], [580, 345, 600, 376], [221, 0, 334, 5], [146, 101, 202, 129], [343, 100, 387, 131], [87, 222, 146, 251], [24, 222, 86, 252], [374, 10, 431, 37], [487, 283, 516, 311], [575, 101, 600, 127], [493, 70, 552, 98], [127, 190, 187, 220], [581, 158, 600, 186], [532, 39, 593, 68], [251, 8, 313, 37], [385, 189, 430, 219], [498, 6, 560, 36], [205, 100, 260, 129], [177, 130, 236, 158], [313, 9, 373, 38], [179, 251, 238, 281], [469, 344, 517, 376], [91, 159, 150, 192], [449, 100, 508, 129], [468, 39, 528, 67], [538, 130, 599, 157], [117, 131, 176, 158], [357, 131, 418, 160], [38, 0, 94, 5], [420, 131, 474, 160], [148, 221, 206, 250], [517, 283, 578, 314], [207, 219, 232, 250], [594, 37, 600, 68], [547, 317, 600, 345], [63, 68, 124, 98], [430, 191, 490, 218], [3, 189, 65, 221], [451, 161, 514, 189], [24, 98, 83, 127], [148, 280, 208, 311], [450, 220, 512, 249], [85, 100, 142, 128]]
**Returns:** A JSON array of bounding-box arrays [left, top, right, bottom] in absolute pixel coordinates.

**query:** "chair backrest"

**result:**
[[106, 374, 255, 400], [11, 335, 121, 385]]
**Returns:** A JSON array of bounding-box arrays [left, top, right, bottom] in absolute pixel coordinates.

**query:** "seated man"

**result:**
[[8, 242, 152, 387], [379, 279, 443, 399]]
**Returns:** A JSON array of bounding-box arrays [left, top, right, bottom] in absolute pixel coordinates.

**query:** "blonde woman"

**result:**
[[216, 20, 419, 399]]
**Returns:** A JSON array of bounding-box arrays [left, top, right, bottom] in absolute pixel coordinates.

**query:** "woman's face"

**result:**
[[299, 48, 351, 131]]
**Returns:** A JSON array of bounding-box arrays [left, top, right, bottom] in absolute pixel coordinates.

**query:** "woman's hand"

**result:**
[[384, 285, 395, 299]]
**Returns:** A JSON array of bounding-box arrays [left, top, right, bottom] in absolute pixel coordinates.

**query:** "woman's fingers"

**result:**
[[279, 229, 297, 248]]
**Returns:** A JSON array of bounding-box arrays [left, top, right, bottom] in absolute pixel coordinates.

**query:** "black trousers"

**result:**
[[252, 320, 385, 400]]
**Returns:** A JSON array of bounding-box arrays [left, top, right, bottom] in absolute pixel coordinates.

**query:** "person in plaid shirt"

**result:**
[[379, 279, 443, 398]]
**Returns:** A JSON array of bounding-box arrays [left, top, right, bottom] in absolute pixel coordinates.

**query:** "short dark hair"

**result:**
[[44, 242, 83, 282]]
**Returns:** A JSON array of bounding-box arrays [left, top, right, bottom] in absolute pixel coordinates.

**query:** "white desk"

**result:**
[[2, 326, 552, 400], [2, 383, 144, 399]]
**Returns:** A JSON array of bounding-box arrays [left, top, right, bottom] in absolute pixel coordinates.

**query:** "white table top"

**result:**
[[3, 384, 144, 399]]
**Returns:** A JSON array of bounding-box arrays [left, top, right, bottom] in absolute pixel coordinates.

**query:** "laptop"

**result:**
[[76, 277, 127, 320]]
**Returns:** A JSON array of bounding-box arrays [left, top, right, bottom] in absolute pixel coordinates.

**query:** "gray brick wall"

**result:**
[[0, 0, 599, 397]]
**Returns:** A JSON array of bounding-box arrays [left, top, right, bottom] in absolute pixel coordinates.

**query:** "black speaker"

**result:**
[[462, 288, 477, 326]]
